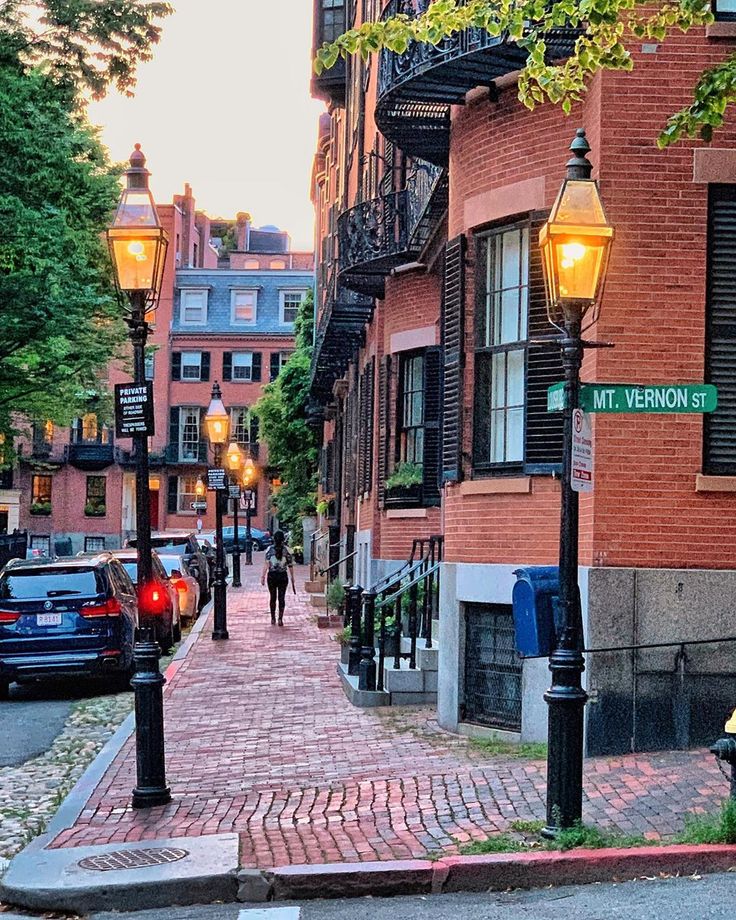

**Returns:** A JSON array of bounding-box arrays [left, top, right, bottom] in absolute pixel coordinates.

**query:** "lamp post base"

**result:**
[[212, 628, 230, 641], [132, 785, 172, 809]]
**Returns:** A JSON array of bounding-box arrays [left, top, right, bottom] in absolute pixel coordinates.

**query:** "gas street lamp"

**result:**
[[205, 382, 230, 640], [107, 145, 170, 810], [539, 129, 614, 836], [226, 441, 244, 587], [242, 456, 258, 566]]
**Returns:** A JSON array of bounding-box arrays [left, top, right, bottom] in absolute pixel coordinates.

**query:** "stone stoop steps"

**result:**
[[338, 633, 439, 708]]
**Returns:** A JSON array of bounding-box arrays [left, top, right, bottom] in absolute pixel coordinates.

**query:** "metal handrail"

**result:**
[[375, 561, 441, 609], [318, 550, 358, 578]]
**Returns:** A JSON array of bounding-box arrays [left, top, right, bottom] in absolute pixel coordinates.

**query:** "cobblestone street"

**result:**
[[39, 566, 729, 869]]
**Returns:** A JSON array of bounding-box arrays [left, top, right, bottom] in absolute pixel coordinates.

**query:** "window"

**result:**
[[180, 289, 208, 325], [179, 407, 201, 461], [85, 536, 106, 552], [31, 475, 52, 514], [321, 0, 346, 42], [145, 351, 155, 381], [714, 0, 736, 20], [85, 476, 107, 516], [32, 420, 53, 454], [280, 290, 306, 324], [399, 353, 425, 466], [29, 534, 51, 556], [232, 352, 253, 381], [231, 290, 258, 325], [270, 351, 292, 381], [177, 475, 199, 513], [244, 259, 260, 270], [474, 225, 529, 468], [270, 259, 286, 270], [181, 352, 203, 380], [231, 407, 253, 446]]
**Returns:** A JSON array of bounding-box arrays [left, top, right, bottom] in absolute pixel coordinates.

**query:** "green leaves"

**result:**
[[314, 0, 731, 148]]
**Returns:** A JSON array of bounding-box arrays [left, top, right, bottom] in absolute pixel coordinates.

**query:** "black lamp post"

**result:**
[[226, 441, 244, 587], [205, 382, 230, 640], [539, 129, 614, 835], [107, 145, 171, 809], [242, 457, 257, 566]]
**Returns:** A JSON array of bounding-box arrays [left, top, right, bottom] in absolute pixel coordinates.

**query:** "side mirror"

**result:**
[[170, 569, 182, 579]]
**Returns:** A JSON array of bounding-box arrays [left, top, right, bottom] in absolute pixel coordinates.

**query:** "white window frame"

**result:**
[[180, 351, 202, 381], [230, 407, 252, 446], [231, 352, 253, 382], [279, 290, 307, 326], [180, 288, 208, 326], [179, 406, 201, 462], [230, 289, 258, 326], [177, 474, 199, 514]]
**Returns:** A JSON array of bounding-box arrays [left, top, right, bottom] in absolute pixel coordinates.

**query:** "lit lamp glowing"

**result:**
[[195, 477, 205, 498], [539, 131, 614, 327], [205, 384, 229, 446], [227, 442, 244, 471], [243, 457, 257, 488], [107, 145, 168, 304]]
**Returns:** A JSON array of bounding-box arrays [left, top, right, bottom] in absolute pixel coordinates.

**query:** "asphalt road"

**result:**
[[11, 873, 713, 920]]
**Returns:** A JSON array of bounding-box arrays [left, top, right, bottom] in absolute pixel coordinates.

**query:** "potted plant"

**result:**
[[332, 624, 351, 665], [30, 501, 51, 516], [292, 543, 304, 564], [84, 502, 106, 517], [326, 577, 345, 621], [375, 609, 401, 660], [384, 462, 423, 506]]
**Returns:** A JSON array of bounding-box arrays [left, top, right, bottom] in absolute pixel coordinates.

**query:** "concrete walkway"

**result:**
[[44, 567, 727, 868]]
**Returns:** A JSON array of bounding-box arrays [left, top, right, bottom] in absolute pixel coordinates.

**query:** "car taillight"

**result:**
[[138, 581, 167, 615], [80, 599, 122, 618], [0, 610, 20, 624], [171, 577, 187, 595]]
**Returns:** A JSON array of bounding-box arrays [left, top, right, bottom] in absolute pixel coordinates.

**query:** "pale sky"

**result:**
[[87, 0, 326, 251]]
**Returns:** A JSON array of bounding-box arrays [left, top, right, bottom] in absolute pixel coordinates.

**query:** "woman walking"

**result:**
[[261, 530, 296, 625]]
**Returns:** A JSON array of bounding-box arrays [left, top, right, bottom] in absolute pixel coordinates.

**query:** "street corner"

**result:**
[[0, 833, 241, 914]]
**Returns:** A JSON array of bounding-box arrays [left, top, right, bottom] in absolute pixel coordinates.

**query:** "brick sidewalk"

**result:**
[[49, 566, 728, 868]]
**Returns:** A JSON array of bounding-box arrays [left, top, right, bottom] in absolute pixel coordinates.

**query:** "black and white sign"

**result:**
[[191, 501, 207, 511], [229, 485, 241, 500], [114, 382, 154, 438], [207, 468, 227, 492], [241, 489, 256, 511]]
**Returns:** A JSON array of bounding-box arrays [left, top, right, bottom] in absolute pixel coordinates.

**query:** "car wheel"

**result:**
[[116, 657, 135, 692], [0, 679, 9, 701], [159, 621, 174, 655]]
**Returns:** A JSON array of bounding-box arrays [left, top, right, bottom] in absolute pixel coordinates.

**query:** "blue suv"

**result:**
[[0, 555, 138, 699]]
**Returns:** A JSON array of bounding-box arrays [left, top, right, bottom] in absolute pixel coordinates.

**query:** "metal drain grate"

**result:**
[[78, 847, 189, 872]]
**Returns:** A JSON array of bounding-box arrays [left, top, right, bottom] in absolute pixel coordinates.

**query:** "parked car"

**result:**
[[111, 550, 181, 652], [127, 532, 210, 607], [157, 553, 201, 625], [220, 526, 272, 552], [0, 555, 138, 699]]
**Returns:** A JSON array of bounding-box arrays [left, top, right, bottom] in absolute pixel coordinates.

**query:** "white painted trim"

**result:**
[[179, 288, 208, 327], [230, 288, 259, 327], [385, 508, 427, 519], [390, 325, 437, 353]]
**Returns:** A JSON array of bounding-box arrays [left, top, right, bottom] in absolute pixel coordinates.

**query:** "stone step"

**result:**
[[309, 593, 327, 609], [304, 579, 326, 594], [383, 659, 437, 695], [418, 646, 438, 672]]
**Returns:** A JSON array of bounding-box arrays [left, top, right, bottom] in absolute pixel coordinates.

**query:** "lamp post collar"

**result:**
[[566, 129, 593, 181], [126, 143, 152, 192], [211, 381, 222, 401]]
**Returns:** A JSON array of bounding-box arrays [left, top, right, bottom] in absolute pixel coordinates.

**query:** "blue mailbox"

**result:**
[[512, 566, 560, 658]]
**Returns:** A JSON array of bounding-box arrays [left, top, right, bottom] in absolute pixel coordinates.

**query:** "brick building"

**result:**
[[1, 179, 314, 553], [309, 0, 736, 754]]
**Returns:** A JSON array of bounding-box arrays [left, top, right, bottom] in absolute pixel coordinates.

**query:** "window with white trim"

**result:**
[[180, 289, 208, 325], [714, 0, 736, 20], [280, 290, 306, 325], [232, 352, 253, 381], [231, 407, 253, 447], [231, 290, 258, 325], [181, 352, 202, 381], [177, 474, 199, 513], [179, 407, 201, 461]]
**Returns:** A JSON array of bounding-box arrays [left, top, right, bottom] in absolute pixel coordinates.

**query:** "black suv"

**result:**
[[128, 532, 210, 607], [0, 555, 138, 698]]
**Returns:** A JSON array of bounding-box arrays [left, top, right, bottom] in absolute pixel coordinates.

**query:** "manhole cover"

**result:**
[[78, 847, 189, 872]]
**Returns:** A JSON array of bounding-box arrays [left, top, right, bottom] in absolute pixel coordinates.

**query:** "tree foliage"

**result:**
[[314, 0, 728, 147], [0, 0, 172, 100], [0, 57, 128, 449], [255, 292, 319, 532]]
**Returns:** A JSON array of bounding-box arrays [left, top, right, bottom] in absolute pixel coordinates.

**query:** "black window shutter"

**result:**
[[361, 358, 375, 494], [525, 211, 564, 472], [171, 352, 182, 381], [200, 352, 210, 382], [377, 354, 392, 509], [270, 352, 281, 382], [223, 352, 232, 381], [252, 352, 262, 382], [441, 235, 466, 483], [169, 407, 180, 448], [167, 475, 178, 514], [705, 185, 736, 473], [249, 413, 260, 446], [422, 346, 442, 505]]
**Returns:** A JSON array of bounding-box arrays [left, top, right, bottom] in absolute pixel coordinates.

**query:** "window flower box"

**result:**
[[30, 502, 52, 516]]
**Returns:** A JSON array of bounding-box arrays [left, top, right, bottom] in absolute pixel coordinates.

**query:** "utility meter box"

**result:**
[[512, 566, 560, 658]]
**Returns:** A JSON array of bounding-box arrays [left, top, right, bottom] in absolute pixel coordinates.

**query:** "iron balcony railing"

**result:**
[[65, 441, 115, 470]]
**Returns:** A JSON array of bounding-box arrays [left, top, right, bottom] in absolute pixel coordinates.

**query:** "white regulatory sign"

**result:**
[[571, 408, 594, 493]]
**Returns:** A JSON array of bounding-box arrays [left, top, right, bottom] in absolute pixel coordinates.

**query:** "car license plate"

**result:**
[[37, 613, 62, 626]]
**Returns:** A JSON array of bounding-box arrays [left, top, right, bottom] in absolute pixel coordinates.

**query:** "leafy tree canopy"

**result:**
[[0, 0, 172, 100], [0, 59, 126, 451], [314, 0, 729, 147], [255, 292, 319, 532]]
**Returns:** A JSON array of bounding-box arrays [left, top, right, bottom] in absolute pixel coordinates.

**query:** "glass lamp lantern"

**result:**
[[195, 477, 205, 498], [205, 384, 229, 445], [243, 457, 257, 488], [540, 131, 614, 326], [227, 441, 244, 471], [107, 145, 168, 305]]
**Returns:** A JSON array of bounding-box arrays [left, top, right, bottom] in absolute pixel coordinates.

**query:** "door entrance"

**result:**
[[463, 603, 522, 731], [149, 486, 160, 531], [0, 511, 8, 535]]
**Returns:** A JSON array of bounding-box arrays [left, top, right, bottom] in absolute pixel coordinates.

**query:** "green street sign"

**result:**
[[547, 383, 718, 414]]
